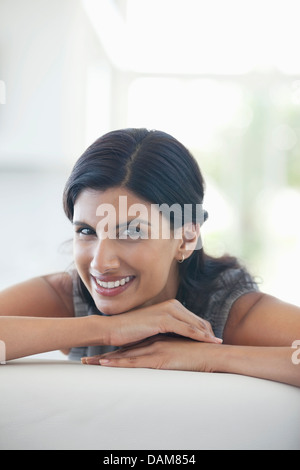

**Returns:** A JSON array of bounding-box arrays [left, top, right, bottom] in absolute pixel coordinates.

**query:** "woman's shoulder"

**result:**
[[0, 271, 74, 318], [208, 266, 260, 312], [214, 266, 259, 291], [202, 265, 260, 338], [41, 271, 74, 316]]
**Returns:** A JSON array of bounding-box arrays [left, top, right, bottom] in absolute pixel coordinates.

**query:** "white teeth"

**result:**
[[96, 276, 132, 289]]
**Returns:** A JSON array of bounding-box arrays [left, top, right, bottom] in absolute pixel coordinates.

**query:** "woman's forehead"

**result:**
[[74, 187, 150, 208]]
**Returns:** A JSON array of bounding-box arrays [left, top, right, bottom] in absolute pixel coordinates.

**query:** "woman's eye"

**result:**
[[76, 227, 96, 237], [119, 225, 144, 240]]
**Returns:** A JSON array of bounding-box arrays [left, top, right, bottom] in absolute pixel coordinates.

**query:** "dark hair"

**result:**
[[63, 128, 240, 316]]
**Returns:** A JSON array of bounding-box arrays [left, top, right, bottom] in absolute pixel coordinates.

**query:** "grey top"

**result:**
[[68, 267, 259, 361]]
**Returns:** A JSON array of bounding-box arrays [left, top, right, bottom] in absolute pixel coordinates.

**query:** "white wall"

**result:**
[[0, 0, 114, 288], [0, 0, 112, 170], [1, 0, 300, 306]]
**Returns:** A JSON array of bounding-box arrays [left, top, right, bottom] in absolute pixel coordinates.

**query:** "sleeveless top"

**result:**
[[68, 268, 259, 361]]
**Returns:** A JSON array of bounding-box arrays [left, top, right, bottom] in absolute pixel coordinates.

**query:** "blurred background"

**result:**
[[1, 0, 300, 305]]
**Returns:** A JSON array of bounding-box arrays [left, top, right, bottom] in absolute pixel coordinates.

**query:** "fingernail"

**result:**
[[83, 358, 100, 365], [99, 359, 110, 365]]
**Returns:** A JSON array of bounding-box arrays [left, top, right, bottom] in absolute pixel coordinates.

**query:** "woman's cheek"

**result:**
[[73, 243, 93, 279]]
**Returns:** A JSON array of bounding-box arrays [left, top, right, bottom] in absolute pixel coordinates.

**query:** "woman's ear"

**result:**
[[177, 223, 201, 261]]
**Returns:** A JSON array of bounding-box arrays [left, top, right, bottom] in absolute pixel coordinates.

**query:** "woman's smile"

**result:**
[[91, 274, 136, 297]]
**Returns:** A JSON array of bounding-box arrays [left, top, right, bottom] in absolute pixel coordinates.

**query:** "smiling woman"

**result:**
[[63, 129, 234, 321], [0, 128, 299, 387]]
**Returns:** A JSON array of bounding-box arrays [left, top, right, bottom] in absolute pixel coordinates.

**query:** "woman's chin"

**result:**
[[93, 297, 134, 316], [95, 303, 125, 316]]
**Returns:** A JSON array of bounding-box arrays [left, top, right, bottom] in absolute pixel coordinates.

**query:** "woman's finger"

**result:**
[[99, 354, 157, 369], [162, 316, 222, 343], [82, 341, 155, 365], [159, 300, 221, 343]]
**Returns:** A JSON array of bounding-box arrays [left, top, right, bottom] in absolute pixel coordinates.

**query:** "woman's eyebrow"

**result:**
[[116, 219, 151, 229], [73, 219, 151, 228], [73, 220, 94, 229]]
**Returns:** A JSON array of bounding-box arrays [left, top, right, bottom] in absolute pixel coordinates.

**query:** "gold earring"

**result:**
[[178, 254, 185, 263]]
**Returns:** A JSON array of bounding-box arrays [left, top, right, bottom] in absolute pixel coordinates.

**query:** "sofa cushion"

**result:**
[[0, 358, 299, 450]]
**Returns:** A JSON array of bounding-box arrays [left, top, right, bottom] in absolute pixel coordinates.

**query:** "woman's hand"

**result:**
[[82, 335, 219, 372], [97, 299, 222, 347], [82, 335, 300, 388]]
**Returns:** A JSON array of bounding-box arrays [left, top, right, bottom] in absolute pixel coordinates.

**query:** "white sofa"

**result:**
[[0, 357, 299, 450]]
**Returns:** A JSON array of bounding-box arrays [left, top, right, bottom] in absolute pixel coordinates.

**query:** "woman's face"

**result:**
[[73, 187, 184, 315]]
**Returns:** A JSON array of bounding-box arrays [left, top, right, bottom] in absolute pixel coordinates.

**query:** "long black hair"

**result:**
[[63, 128, 241, 316]]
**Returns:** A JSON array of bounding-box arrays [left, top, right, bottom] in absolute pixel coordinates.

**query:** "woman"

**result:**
[[1, 128, 299, 386]]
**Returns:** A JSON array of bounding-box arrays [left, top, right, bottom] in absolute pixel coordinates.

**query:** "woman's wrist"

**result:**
[[208, 343, 273, 376], [198, 342, 228, 373], [84, 314, 107, 347], [210, 343, 242, 374], [206, 342, 300, 387]]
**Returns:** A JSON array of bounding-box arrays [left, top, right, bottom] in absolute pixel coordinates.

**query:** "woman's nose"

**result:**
[[90, 238, 120, 273]]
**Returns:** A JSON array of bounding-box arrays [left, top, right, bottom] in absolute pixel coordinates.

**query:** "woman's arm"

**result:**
[[0, 314, 98, 361], [215, 343, 300, 387], [0, 272, 93, 360], [0, 274, 220, 360], [83, 336, 300, 387], [82, 292, 300, 387], [223, 291, 300, 347], [0, 272, 76, 358]]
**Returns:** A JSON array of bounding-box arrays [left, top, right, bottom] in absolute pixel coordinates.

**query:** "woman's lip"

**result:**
[[90, 273, 135, 282], [92, 275, 135, 297]]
